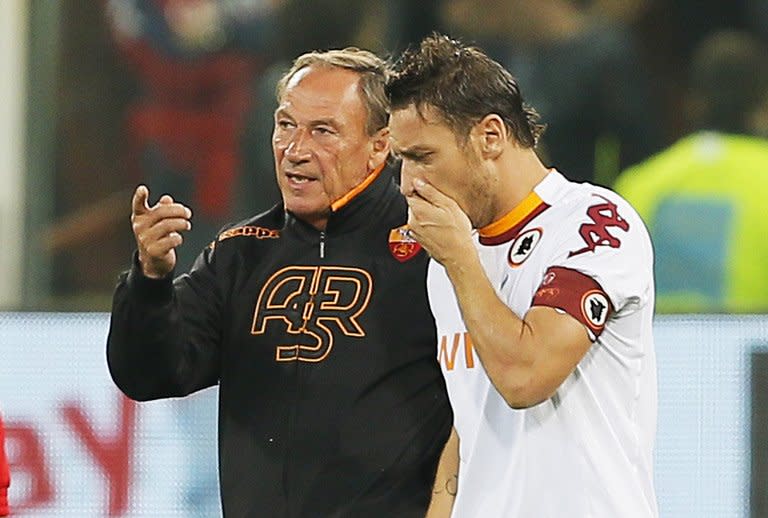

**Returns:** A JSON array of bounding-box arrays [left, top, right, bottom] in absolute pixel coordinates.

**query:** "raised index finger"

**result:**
[[132, 185, 150, 216]]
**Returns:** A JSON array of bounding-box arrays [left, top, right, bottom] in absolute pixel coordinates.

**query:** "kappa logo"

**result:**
[[252, 266, 372, 362], [568, 195, 629, 257], [581, 290, 609, 328], [507, 228, 542, 267], [388, 225, 422, 262], [219, 225, 280, 242], [211, 225, 280, 251]]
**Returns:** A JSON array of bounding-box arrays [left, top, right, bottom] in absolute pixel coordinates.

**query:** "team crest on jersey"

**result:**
[[507, 228, 542, 267], [388, 225, 422, 262], [581, 290, 610, 328]]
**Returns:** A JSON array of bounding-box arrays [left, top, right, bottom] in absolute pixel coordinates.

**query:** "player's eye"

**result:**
[[413, 153, 433, 164]]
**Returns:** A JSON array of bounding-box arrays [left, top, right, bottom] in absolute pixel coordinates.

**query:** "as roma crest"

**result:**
[[388, 225, 422, 262], [507, 228, 542, 267]]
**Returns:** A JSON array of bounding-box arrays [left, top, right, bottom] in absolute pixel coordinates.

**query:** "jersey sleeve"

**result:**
[[531, 191, 653, 339]]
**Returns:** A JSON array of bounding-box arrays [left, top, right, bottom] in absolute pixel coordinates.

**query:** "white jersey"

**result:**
[[430, 171, 658, 518]]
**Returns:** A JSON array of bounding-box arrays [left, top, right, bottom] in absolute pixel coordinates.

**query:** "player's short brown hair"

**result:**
[[386, 33, 545, 148], [276, 48, 389, 136]]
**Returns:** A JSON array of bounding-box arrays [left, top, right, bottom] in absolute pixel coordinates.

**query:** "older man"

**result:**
[[107, 48, 451, 517]]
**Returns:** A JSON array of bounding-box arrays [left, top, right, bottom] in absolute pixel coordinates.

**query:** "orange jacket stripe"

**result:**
[[331, 163, 385, 212]]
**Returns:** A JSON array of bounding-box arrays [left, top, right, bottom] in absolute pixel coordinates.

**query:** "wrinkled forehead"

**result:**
[[281, 65, 363, 106], [277, 66, 368, 125]]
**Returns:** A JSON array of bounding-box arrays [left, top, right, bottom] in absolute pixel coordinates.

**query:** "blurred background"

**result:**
[[1, 0, 768, 313], [1, 0, 768, 516]]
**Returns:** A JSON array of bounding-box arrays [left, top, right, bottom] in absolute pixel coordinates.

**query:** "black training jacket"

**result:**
[[107, 168, 452, 517]]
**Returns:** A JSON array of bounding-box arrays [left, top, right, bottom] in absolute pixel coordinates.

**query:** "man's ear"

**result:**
[[369, 126, 391, 171], [473, 114, 507, 160]]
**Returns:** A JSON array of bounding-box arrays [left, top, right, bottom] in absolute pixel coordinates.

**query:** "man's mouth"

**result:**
[[286, 172, 316, 184]]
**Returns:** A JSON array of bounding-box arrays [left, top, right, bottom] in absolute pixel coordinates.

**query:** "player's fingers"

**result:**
[[406, 202, 421, 224], [404, 203, 429, 242], [131, 185, 150, 216], [405, 192, 431, 220], [412, 178, 452, 205], [158, 194, 175, 205]]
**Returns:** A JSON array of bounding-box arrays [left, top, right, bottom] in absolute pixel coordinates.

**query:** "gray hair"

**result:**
[[276, 48, 390, 135]]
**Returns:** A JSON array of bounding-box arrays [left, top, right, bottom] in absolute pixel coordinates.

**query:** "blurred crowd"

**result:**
[[48, 0, 768, 313]]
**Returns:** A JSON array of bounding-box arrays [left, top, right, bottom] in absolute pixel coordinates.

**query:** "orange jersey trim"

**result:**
[[478, 191, 549, 245], [331, 163, 385, 212]]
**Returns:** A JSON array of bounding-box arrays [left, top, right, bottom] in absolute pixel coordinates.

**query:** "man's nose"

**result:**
[[285, 128, 312, 162]]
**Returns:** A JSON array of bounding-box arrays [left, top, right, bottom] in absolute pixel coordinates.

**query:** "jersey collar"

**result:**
[[477, 169, 565, 245]]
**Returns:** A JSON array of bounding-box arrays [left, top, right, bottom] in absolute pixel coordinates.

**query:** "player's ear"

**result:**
[[368, 126, 391, 171], [473, 114, 506, 160]]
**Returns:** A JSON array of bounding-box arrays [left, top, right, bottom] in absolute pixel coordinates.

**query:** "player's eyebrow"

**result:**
[[392, 145, 434, 159]]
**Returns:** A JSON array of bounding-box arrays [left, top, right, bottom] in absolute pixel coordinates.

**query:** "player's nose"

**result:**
[[399, 161, 416, 196]]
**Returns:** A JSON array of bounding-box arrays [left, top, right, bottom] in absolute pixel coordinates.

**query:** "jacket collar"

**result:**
[[285, 162, 398, 237]]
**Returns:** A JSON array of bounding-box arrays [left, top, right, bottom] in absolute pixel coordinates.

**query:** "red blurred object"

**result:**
[[0, 414, 10, 517], [109, 0, 260, 218]]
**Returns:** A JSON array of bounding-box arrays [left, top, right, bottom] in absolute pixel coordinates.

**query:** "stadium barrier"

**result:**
[[1, 312, 766, 517]]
